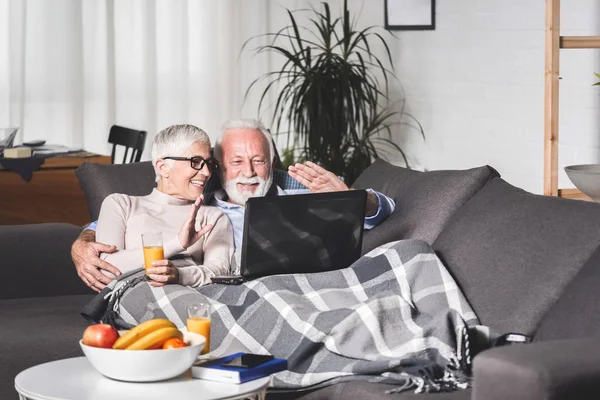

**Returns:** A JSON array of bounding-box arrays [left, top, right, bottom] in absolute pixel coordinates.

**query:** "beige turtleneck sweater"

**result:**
[[96, 188, 233, 287]]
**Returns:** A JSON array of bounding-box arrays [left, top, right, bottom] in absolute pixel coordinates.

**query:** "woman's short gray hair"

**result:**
[[151, 124, 211, 182], [214, 119, 275, 165]]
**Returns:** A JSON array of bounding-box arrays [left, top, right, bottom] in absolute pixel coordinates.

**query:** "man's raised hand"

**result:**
[[288, 161, 349, 193]]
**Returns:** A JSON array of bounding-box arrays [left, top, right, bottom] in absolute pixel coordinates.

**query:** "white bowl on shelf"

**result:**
[[564, 164, 600, 202], [79, 331, 205, 382]]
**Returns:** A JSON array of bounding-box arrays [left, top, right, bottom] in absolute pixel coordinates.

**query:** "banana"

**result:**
[[112, 319, 176, 350], [125, 327, 183, 350]]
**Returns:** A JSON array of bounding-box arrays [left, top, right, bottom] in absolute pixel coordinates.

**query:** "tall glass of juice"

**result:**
[[187, 303, 212, 354], [141, 232, 164, 276]]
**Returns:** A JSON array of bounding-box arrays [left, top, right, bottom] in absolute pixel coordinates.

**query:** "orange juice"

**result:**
[[187, 317, 211, 354], [143, 246, 164, 273]]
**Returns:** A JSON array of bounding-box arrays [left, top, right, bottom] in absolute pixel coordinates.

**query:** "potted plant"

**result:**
[[245, 0, 423, 182]]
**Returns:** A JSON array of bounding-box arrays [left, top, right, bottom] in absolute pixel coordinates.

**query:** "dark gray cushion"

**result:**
[[0, 223, 91, 300], [352, 159, 499, 254], [268, 382, 470, 400], [473, 339, 600, 400], [75, 161, 156, 220], [432, 178, 600, 336], [534, 244, 600, 341], [0, 295, 94, 400]]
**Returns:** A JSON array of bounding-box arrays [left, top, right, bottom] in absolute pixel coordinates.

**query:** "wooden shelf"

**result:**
[[544, 0, 560, 196], [544, 0, 599, 197], [558, 188, 593, 201], [560, 36, 600, 49]]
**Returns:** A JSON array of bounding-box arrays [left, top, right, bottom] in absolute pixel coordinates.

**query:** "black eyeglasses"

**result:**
[[163, 156, 218, 171]]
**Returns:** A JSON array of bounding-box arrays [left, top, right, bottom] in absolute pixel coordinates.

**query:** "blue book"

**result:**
[[191, 352, 288, 384]]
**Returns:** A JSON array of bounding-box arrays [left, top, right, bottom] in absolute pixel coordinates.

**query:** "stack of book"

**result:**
[[192, 353, 287, 384]]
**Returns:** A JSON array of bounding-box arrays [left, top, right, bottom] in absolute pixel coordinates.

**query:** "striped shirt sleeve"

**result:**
[[364, 189, 395, 230]]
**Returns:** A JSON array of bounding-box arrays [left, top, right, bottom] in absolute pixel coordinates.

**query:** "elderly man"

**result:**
[[72, 119, 395, 292], [211, 118, 395, 250]]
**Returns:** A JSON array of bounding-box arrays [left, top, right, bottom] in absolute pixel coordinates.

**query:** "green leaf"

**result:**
[[242, 0, 424, 181]]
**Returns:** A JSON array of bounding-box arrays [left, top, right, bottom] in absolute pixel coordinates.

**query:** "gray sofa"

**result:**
[[0, 223, 95, 399], [2, 159, 600, 400]]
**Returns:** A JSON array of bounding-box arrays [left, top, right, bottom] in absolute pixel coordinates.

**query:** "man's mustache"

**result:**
[[234, 177, 262, 185]]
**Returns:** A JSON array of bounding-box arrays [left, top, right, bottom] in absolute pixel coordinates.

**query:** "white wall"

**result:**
[[5, 0, 599, 194], [295, 0, 600, 194]]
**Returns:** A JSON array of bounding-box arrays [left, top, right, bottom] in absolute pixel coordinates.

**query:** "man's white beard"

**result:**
[[223, 174, 273, 206]]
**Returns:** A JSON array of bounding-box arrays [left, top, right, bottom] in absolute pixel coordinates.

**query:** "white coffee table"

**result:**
[[14, 357, 270, 400]]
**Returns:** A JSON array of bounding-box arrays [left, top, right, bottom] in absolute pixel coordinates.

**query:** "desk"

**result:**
[[0, 153, 111, 226]]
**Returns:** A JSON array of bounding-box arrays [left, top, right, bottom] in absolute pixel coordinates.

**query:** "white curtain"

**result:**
[[0, 0, 276, 159]]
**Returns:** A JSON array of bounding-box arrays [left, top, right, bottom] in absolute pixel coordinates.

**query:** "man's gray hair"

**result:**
[[214, 119, 275, 165], [151, 124, 211, 182]]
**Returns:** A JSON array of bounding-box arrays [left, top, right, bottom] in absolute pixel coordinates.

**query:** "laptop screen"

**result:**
[[241, 190, 367, 279]]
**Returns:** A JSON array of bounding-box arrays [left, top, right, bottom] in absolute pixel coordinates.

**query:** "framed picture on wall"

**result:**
[[385, 0, 435, 31]]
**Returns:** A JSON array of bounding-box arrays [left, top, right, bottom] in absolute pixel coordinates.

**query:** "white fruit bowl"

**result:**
[[80, 331, 205, 382]]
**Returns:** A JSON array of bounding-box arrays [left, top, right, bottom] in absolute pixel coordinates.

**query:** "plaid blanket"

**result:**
[[83, 239, 479, 394]]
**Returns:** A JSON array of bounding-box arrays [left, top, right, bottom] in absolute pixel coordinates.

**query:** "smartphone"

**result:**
[[220, 354, 275, 369], [211, 276, 245, 285]]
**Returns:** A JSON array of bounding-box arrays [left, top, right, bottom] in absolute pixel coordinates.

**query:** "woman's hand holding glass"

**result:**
[[146, 259, 179, 287], [178, 195, 213, 249], [144, 195, 213, 287]]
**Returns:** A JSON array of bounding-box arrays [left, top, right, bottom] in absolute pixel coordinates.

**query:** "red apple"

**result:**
[[82, 324, 119, 348]]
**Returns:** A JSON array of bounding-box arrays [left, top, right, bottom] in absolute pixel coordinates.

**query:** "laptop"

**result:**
[[238, 190, 367, 280]]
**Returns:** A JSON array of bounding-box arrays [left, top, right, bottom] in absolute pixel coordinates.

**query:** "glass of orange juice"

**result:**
[[187, 303, 212, 354], [141, 232, 164, 276]]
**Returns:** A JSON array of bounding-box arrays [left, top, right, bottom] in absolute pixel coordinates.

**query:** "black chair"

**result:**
[[108, 125, 147, 164]]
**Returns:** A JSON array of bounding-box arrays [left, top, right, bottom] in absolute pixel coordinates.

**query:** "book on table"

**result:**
[[192, 352, 287, 384]]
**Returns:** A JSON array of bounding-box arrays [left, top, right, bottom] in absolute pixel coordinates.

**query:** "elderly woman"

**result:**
[[96, 124, 233, 288]]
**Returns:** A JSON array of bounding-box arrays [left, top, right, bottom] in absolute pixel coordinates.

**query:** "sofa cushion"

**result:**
[[534, 244, 600, 341], [1, 223, 91, 300], [0, 295, 94, 400], [351, 159, 499, 253], [76, 161, 156, 221], [268, 382, 470, 400], [473, 338, 600, 400], [432, 178, 600, 336]]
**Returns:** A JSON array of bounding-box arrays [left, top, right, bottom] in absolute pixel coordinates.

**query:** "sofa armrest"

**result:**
[[473, 338, 600, 400], [1, 223, 92, 299]]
